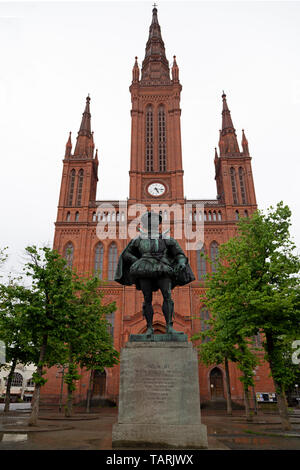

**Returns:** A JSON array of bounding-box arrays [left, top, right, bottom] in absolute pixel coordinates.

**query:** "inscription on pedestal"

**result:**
[[118, 343, 200, 425]]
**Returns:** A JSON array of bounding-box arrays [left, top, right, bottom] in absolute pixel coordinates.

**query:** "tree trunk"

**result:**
[[224, 357, 232, 415], [65, 348, 74, 418], [265, 331, 291, 431], [244, 385, 252, 421], [28, 334, 48, 426], [4, 358, 17, 412], [86, 369, 95, 414]]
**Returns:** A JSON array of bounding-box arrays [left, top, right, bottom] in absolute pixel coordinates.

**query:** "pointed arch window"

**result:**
[[65, 242, 74, 268], [230, 167, 238, 204], [67, 169, 76, 206], [210, 241, 219, 273], [106, 311, 115, 339], [197, 247, 206, 280], [11, 372, 23, 387], [158, 105, 167, 171], [66, 212, 71, 222], [239, 167, 247, 204], [75, 211, 79, 222], [200, 308, 210, 343], [145, 105, 154, 172], [108, 243, 118, 280], [76, 169, 84, 206], [94, 242, 104, 279]]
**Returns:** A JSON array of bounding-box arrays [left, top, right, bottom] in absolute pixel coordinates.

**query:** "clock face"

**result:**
[[148, 182, 166, 197]]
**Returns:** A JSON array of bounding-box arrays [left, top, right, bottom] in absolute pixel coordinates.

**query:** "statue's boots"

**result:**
[[162, 299, 184, 334], [143, 302, 154, 335]]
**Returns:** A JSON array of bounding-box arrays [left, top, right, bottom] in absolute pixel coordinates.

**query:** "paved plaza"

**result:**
[[0, 406, 300, 450]]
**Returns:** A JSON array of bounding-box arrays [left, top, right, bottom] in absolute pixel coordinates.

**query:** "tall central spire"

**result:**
[[218, 92, 240, 156], [73, 96, 95, 158], [140, 7, 170, 86]]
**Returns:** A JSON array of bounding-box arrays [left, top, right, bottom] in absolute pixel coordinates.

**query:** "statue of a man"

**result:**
[[114, 211, 195, 335]]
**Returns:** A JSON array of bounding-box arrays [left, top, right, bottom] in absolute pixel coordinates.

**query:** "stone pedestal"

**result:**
[[112, 338, 208, 449]]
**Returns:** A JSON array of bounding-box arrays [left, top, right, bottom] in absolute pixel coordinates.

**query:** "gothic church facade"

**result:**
[[41, 7, 275, 405]]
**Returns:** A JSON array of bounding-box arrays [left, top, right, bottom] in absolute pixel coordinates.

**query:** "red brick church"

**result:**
[[41, 7, 275, 406]]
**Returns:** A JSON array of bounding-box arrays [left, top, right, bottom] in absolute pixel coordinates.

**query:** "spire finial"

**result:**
[[241, 129, 250, 156], [132, 56, 140, 83], [65, 131, 72, 158]]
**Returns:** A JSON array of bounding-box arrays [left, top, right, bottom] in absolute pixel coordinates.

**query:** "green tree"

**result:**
[[22, 246, 76, 426], [0, 281, 39, 411], [61, 275, 119, 417], [193, 307, 259, 419], [200, 203, 300, 430]]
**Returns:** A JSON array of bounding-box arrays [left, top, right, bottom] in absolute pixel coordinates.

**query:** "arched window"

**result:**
[[66, 212, 71, 222], [208, 211, 212, 221], [210, 241, 218, 273], [218, 211, 222, 221], [235, 210, 239, 220], [230, 167, 238, 204], [158, 105, 167, 171], [197, 247, 206, 280], [239, 167, 247, 204], [108, 243, 118, 280], [65, 242, 74, 268], [244, 210, 249, 218], [67, 169, 76, 206], [76, 169, 84, 206], [200, 308, 210, 343], [213, 211, 217, 221], [11, 372, 23, 387], [94, 242, 104, 279], [106, 311, 115, 339], [92, 212, 96, 222], [164, 210, 168, 221], [204, 211, 207, 221], [145, 105, 154, 171], [75, 211, 79, 222]]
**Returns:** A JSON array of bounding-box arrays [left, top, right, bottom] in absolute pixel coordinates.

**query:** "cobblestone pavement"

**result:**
[[0, 407, 299, 450]]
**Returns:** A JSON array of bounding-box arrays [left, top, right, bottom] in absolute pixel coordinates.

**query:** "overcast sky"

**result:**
[[0, 0, 299, 276]]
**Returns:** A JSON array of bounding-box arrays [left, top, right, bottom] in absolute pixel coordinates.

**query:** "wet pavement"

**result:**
[[0, 407, 299, 450]]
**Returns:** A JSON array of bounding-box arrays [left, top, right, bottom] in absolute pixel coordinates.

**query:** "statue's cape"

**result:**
[[114, 237, 195, 291]]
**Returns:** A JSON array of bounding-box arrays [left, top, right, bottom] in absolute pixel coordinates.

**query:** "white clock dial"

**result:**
[[148, 182, 166, 197]]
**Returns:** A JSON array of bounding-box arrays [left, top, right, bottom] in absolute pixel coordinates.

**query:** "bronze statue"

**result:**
[[114, 211, 195, 335]]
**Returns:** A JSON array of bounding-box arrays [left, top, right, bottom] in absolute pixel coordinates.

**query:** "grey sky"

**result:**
[[0, 0, 299, 275]]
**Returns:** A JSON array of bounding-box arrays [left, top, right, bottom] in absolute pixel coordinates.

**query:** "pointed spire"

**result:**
[[221, 92, 235, 132], [241, 129, 250, 156], [219, 92, 240, 156], [78, 95, 92, 136], [132, 56, 140, 83], [74, 96, 94, 158], [95, 148, 98, 161], [172, 55, 179, 83], [65, 131, 72, 158], [141, 6, 170, 85], [214, 147, 218, 160]]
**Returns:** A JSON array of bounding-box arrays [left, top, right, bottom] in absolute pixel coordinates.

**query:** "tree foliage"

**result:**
[[194, 202, 300, 428]]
